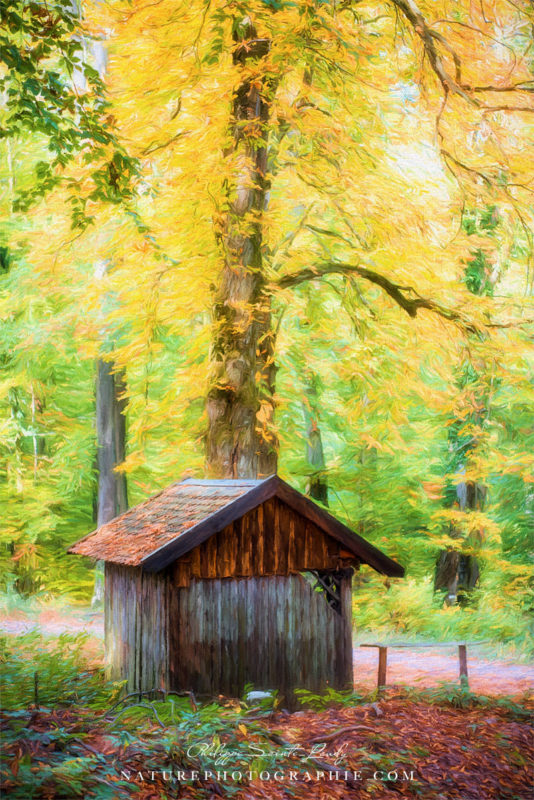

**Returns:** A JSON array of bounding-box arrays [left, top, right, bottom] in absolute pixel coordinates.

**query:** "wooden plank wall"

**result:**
[[172, 498, 358, 587], [105, 498, 358, 700], [168, 573, 353, 706], [105, 563, 169, 693]]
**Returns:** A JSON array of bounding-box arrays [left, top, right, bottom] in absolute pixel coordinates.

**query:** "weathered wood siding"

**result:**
[[105, 563, 169, 692], [171, 498, 358, 587], [169, 573, 353, 704], [105, 497, 358, 701]]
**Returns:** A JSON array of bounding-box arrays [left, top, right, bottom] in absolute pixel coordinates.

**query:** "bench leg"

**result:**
[[378, 646, 388, 690], [458, 644, 468, 688]]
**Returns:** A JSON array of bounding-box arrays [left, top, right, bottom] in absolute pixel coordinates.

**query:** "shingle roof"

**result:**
[[68, 479, 261, 567], [68, 475, 404, 577]]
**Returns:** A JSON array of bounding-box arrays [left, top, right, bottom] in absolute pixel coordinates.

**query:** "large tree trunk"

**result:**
[[206, 18, 277, 479], [92, 360, 128, 605]]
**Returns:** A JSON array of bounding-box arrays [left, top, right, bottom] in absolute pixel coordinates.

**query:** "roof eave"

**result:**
[[273, 478, 405, 578]]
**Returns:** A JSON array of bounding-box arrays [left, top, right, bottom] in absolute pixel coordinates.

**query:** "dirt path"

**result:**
[[0, 609, 104, 639], [353, 644, 533, 696], [1, 610, 532, 697]]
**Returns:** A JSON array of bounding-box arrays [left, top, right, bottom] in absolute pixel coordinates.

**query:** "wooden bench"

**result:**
[[359, 641, 489, 690]]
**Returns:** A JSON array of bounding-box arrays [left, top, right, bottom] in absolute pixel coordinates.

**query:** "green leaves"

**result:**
[[0, 631, 108, 710], [0, 0, 137, 225], [464, 250, 494, 297]]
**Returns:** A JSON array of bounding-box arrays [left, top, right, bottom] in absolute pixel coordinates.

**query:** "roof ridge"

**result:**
[[181, 477, 273, 486]]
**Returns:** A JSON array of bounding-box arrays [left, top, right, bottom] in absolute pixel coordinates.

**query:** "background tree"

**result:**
[[1, 0, 532, 648], [0, 0, 136, 222], [434, 207, 502, 603], [92, 262, 129, 605]]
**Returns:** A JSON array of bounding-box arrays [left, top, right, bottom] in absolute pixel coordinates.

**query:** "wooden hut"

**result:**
[[69, 476, 404, 703]]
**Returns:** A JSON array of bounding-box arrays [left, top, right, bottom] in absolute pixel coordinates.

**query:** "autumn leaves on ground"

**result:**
[[2, 694, 533, 800], [1, 627, 532, 800]]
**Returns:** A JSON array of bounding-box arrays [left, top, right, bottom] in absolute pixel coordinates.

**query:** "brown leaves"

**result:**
[[2, 694, 532, 800], [261, 696, 533, 799]]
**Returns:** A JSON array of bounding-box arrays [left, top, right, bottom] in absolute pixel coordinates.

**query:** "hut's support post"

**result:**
[[458, 644, 468, 688], [377, 646, 387, 691]]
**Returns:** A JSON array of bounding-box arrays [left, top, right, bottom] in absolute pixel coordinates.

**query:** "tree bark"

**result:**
[[434, 233, 497, 602], [92, 359, 128, 605], [434, 411, 485, 603], [434, 476, 482, 603], [95, 360, 128, 525], [302, 372, 328, 506], [434, 549, 479, 603], [206, 18, 277, 479]]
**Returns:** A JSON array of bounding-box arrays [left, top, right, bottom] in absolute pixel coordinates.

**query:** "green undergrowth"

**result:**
[[0, 631, 112, 710], [294, 686, 368, 710], [0, 632, 287, 798], [294, 683, 532, 731], [353, 576, 534, 660], [400, 682, 532, 719]]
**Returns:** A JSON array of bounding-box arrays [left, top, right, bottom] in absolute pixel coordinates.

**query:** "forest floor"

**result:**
[[1, 605, 533, 800], [1, 686, 532, 800], [1, 605, 532, 697]]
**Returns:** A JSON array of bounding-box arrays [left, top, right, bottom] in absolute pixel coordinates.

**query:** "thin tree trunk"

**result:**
[[91, 252, 128, 609], [434, 369, 487, 602], [73, 4, 126, 605], [206, 18, 277, 479], [92, 360, 128, 605], [6, 382, 42, 595], [434, 379, 487, 602], [434, 235, 497, 603], [30, 385, 45, 481], [302, 373, 328, 505], [95, 360, 128, 525], [434, 476, 482, 603]]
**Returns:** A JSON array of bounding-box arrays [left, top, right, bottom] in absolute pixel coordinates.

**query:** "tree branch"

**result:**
[[275, 261, 480, 332], [470, 82, 534, 93], [390, 0, 474, 102], [391, 0, 533, 109], [142, 130, 185, 156], [431, 17, 518, 76], [481, 104, 534, 114], [277, 262, 534, 331], [440, 149, 493, 186]]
